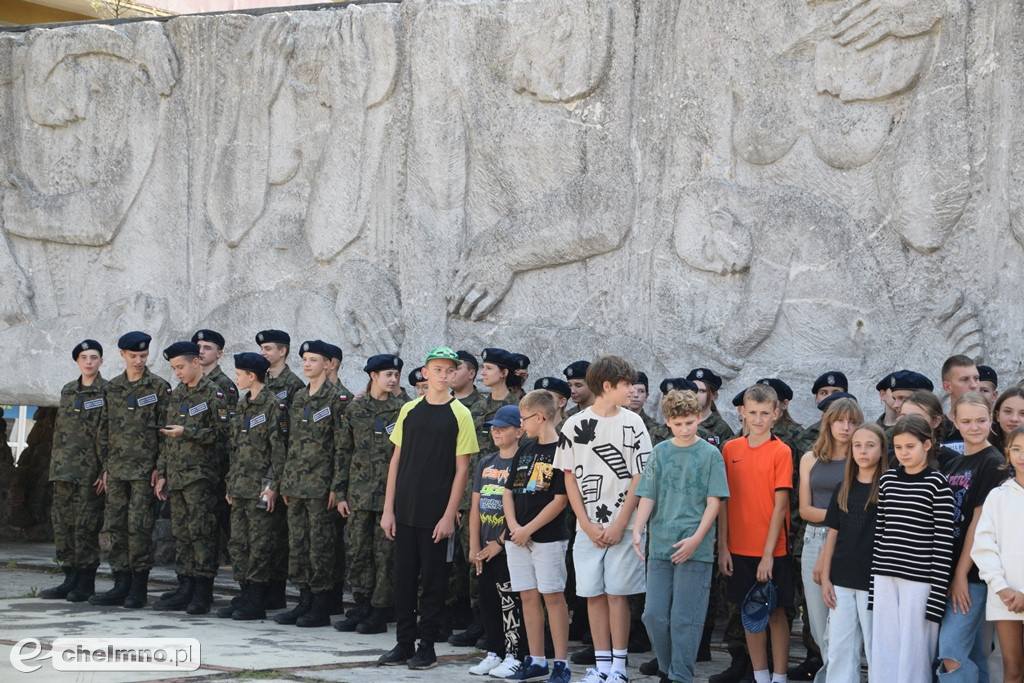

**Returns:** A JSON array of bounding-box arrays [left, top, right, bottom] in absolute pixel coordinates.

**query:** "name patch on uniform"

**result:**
[[84, 398, 105, 410], [312, 407, 331, 422], [276, 390, 288, 400], [188, 402, 209, 416], [136, 393, 158, 407], [385, 422, 397, 435], [248, 413, 267, 428]]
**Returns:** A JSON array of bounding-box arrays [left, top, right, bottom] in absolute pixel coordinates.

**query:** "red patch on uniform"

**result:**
[[278, 403, 287, 410], [166, 388, 172, 394], [229, 387, 237, 393], [338, 395, 347, 401], [216, 391, 224, 398]]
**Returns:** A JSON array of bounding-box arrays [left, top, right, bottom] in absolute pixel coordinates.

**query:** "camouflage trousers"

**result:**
[[105, 478, 157, 573], [51, 481, 104, 570], [333, 513, 346, 589], [345, 509, 394, 608], [269, 503, 288, 581], [286, 497, 336, 593], [228, 497, 277, 584], [169, 479, 219, 578]]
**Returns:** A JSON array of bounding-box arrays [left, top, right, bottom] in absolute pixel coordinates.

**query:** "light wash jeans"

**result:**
[[937, 581, 990, 683], [801, 525, 830, 683], [827, 585, 872, 683], [642, 559, 712, 683]]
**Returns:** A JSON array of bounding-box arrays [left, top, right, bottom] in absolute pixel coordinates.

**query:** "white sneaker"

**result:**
[[580, 669, 607, 683], [471, 653, 503, 675], [605, 671, 628, 683], [489, 654, 522, 678]]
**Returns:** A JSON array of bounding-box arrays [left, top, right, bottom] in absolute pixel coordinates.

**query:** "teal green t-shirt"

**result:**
[[635, 438, 730, 563]]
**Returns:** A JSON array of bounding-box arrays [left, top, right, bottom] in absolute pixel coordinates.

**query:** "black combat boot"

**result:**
[[88, 570, 130, 605], [66, 568, 96, 603], [123, 570, 149, 609], [40, 567, 78, 599], [233, 583, 267, 621], [333, 594, 370, 631], [448, 606, 484, 646], [265, 578, 287, 610], [356, 606, 389, 634], [218, 583, 247, 618], [295, 591, 331, 627], [160, 574, 186, 601], [186, 576, 214, 615], [274, 587, 312, 625], [709, 646, 752, 683], [153, 575, 194, 611]]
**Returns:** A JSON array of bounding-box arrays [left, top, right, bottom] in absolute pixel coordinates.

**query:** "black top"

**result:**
[[394, 399, 461, 528], [508, 441, 568, 543], [941, 445, 1009, 583], [824, 481, 877, 591]]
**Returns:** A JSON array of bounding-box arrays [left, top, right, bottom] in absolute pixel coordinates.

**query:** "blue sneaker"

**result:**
[[547, 660, 571, 683], [507, 656, 549, 681]]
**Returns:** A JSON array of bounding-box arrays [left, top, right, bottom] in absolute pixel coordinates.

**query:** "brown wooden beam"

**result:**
[[0, 0, 95, 26]]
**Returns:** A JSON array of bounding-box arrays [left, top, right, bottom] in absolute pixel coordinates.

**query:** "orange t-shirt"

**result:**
[[721, 435, 793, 557]]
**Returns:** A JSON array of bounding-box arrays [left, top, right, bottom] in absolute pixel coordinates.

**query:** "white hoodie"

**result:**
[[971, 476, 1024, 621]]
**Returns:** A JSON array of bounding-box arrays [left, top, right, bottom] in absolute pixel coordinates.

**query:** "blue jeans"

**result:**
[[642, 559, 712, 683], [801, 525, 830, 683], [937, 581, 989, 683]]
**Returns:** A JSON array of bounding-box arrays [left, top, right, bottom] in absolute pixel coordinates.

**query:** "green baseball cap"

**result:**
[[424, 346, 461, 366]]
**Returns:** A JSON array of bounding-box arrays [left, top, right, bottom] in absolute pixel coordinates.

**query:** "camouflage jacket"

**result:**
[[460, 389, 517, 507], [50, 374, 109, 484], [266, 364, 306, 407], [700, 411, 736, 451], [206, 365, 238, 416], [227, 386, 288, 499], [280, 381, 350, 499], [156, 375, 230, 490], [799, 420, 822, 455], [332, 392, 406, 511], [101, 368, 172, 480]]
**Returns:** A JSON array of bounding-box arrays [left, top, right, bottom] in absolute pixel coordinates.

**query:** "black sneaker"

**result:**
[[407, 641, 437, 670], [639, 657, 660, 676], [570, 647, 595, 665], [378, 642, 414, 666]]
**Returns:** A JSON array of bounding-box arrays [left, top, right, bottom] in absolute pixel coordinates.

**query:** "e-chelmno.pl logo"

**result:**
[[10, 637, 201, 673]]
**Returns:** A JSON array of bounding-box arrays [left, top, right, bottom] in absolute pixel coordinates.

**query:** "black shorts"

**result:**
[[726, 554, 795, 609]]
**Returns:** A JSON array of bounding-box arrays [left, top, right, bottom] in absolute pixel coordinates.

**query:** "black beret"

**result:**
[[234, 352, 270, 374], [812, 371, 848, 394], [686, 367, 722, 390], [634, 372, 649, 389], [978, 365, 997, 386], [757, 378, 793, 401], [563, 360, 590, 379], [323, 343, 344, 362], [364, 354, 403, 374], [534, 377, 572, 399], [299, 339, 332, 359], [409, 366, 426, 385], [456, 350, 479, 371], [163, 341, 200, 360], [191, 329, 225, 349], [817, 391, 858, 412], [481, 347, 516, 371], [117, 331, 151, 351], [889, 370, 934, 392], [72, 339, 103, 361], [510, 353, 531, 370], [255, 329, 290, 345], [875, 372, 896, 392], [660, 377, 698, 395]]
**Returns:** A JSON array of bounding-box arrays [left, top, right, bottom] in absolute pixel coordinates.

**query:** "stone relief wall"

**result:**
[[0, 0, 1020, 423]]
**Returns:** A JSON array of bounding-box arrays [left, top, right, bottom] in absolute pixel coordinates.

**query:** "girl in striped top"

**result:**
[[870, 414, 955, 683]]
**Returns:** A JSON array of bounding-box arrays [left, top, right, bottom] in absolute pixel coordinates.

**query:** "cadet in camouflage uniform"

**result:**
[[41, 340, 108, 603], [152, 342, 230, 615], [409, 366, 428, 396], [687, 368, 735, 451], [218, 352, 286, 621], [193, 329, 237, 565], [449, 348, 520, 646], [563, 360, 593, 418], [91, 331, 170, 609], [534, 377, 571, 434], [332, 353, 405, 634], [510, 352, 530, 401], [257, 328, 305, 610], [275, 340, 348, 628], [322, 342, 354, 616]]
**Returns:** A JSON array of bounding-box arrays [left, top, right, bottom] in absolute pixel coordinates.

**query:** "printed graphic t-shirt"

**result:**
[[473, 451, 513, 546], [508, 440, 568, 543], [941, 445, 1009, 582]]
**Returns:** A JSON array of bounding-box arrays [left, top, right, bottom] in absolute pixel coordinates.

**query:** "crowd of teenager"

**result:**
[[37, 330, 1024, 683]]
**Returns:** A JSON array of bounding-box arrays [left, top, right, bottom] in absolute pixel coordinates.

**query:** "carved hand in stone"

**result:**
[[448, 238, 514, 321], [831, 0, 944, 50], [334, 259, 404, 352]]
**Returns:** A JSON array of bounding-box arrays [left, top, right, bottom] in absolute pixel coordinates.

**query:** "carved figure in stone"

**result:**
[[0, 23, 179, 332], [732, 0, 969, 254], [404, 0, 633, 324], [203, 8, 403, 352]]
